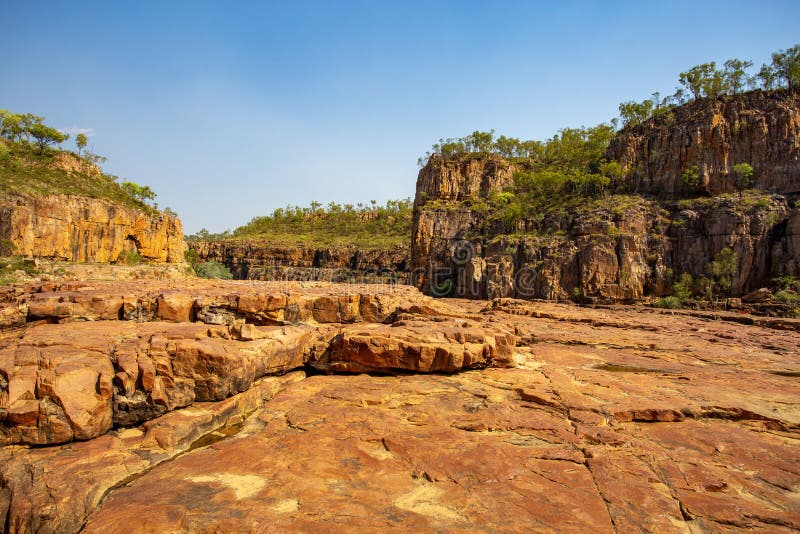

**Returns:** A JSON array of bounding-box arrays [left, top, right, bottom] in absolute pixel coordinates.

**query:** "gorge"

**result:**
[[1, 79, 799, 532]]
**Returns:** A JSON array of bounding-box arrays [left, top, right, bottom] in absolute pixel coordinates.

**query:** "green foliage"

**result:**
[[184, 248, 234, 279], [0, 255, 41, 284], [680, 166, 701, 194], [0, 108, 165, 214], [723, 59, 755, 94], [732, 162, 754, 198], [617, 44, 797, 130], [618, 92, 680, 127], [75, 133, 88, 154], [771, 276, 800, 309], [680, 62, 728, 99], [120, 250, 143, 265], [655, 296, 683, 309], [475, 125, 618, 229], [194, 260, 233, 280], [213, 198, 413, 248], [27, 123, 69, 155], [672, 273, 694, 302], [121, 181, 156, 205], [773, 275, 800, 292], [184, 248, 201, 265], [758, 44, 800, 90], [706, 247, 737, 299], [570, 287, 582, 302], [773, 289, 799, 305], [419, 129, 545, 166]]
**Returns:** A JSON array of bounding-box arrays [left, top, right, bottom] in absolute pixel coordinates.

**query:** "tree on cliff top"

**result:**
[[121, 181, 156, 206], [75, 133, 88, 155], [616, 44, 797, 129], [28, 123, 69, 155], [758, 44, 800, 90]]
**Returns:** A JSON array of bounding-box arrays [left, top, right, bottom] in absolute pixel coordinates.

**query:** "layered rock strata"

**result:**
[[0, 194, 186, 262], [192, 239, 409, 282], [0, 285, 797, 532], [607, 88, 800, 196], [411, 91, 800, 302], [412, 192, 799, 301], [0, 280, 512, 446]]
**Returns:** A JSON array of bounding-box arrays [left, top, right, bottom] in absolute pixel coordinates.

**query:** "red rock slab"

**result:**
[[0, 321, 318, 445], [12, 279, 449, 326], [0, 372, 305, 534], [308, 316, 517, 373], [83, 373, 613, 533]]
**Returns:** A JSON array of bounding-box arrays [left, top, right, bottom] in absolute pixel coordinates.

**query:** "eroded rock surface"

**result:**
[[192, 240, 409, 283], [0, 283, 798, 532], [0, 194, 186, 263], [607, 89, 800, 196], [410, 90, 800, 303]]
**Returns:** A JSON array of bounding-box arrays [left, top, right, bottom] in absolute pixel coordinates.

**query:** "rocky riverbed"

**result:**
[[0, 280, 798, 532]]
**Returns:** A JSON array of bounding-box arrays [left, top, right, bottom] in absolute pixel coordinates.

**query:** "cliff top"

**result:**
[[0, 138, 157, 211], [189, 199, 412, 249]]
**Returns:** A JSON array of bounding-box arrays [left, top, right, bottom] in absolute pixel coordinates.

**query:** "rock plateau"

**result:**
[[0, 279, 797, 533]]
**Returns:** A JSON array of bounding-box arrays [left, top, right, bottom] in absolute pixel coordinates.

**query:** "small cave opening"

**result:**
[[124, 235, 141, 253]]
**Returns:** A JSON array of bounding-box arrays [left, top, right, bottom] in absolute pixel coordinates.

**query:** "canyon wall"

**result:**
[[411, 90, 800, 302], [193, 239, 408, 282], [607, 89, 800, 196], [0, 194, 186, 263]]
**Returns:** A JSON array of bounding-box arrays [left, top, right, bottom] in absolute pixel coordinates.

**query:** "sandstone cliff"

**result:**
[[413, 187, 799, 302], [193, 239, 408, 282], [411, 91, 800, 303], [0, 194, 186, 263], [607, 89, 800, 196], [415, 154, 520, 204]]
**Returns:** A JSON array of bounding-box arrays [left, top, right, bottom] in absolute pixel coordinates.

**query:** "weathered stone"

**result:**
[[308, 317, 516, 373], [742, 287, 772, 303], [1, 283, 798, 532], [607, 89, 800, 196], [410, 91, 800, 303], [0, 194, 186, 263], [192, 240, 409, 282]]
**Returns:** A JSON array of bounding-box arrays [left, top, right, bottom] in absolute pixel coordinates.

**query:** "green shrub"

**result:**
[[656, 296, 683, 309], [194, 261, 233, 280], [0, 255, 40, 283], [570, 287, 582, 302], [672, 273, 694, 302], [120, 251, 143, 265], [773, 289, 799, 304], [184, 248, 201, 266]]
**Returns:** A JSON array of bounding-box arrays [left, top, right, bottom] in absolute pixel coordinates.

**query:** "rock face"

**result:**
[[412, 185, 799, 302], [0, 285, 798, 533], [192, 239, 408, 282], [607, 89, 800, 196], [416, 154, 520, 202], [411, 91, 800, 302], [0, 279, 499, 446], [0, 194, 186, 262]]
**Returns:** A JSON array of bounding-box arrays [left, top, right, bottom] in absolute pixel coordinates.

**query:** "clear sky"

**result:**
[[3, 1, 799, 233]]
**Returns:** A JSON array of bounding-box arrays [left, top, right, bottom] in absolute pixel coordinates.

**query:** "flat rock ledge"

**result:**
[[0, 281, 798, 533]]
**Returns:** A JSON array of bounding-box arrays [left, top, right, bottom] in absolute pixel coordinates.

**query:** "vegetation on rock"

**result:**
[[0, 108, 165, 213], [189, 198, 413, 249], [184, 249, 233, 279], [618, 44, 799, 127]]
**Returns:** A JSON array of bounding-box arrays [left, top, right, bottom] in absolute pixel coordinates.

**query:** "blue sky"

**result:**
[[3, 1, 799, 233]]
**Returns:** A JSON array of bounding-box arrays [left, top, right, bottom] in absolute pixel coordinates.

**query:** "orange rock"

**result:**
[[0, 282, 798, 532]]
